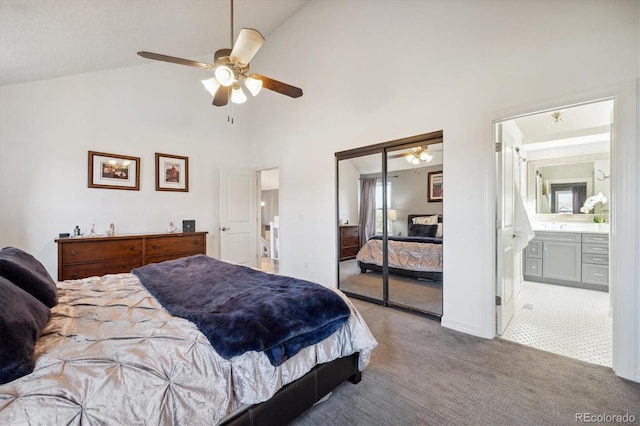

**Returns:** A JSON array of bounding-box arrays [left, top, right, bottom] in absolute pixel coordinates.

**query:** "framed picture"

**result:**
[[427, 171, 443, 202], [88, 151, 140, 190], [156, 153, 189, 192]]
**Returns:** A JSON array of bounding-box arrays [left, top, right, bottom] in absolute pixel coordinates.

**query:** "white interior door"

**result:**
[[219, 169, 257, 267], [496, 122, 518, 335]]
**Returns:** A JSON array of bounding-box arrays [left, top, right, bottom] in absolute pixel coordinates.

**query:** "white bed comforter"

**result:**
[[0, 273, 376, 425]]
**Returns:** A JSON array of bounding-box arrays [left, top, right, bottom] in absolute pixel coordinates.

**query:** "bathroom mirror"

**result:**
[[527, 153, 609, 217]]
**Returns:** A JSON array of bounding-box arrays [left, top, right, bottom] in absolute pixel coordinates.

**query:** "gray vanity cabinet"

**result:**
[[542, 238, 581, 282], [523, 230, 609, 291], [581, 233, 609, 289]]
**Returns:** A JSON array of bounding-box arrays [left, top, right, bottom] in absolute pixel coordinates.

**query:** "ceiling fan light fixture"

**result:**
[[244, 75, 263, 96], [201, 77, 220, 96], [230, 84, 247, 104], [406, 153, 415, 163], [419, 151, 433, 162], [215, 65, 236, 87]]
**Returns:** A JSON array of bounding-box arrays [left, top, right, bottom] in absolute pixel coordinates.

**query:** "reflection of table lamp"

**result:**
[[387, 209, 397, 234]]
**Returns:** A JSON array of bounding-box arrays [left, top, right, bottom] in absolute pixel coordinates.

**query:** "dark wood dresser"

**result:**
[[55, 232, 207, 280], [339, 225, 361, 261]]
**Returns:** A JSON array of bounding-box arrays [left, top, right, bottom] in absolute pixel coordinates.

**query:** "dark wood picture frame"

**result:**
[[427, 171, 443, 202], [156, 153, 189, 192], [88, 151, 140, 190]]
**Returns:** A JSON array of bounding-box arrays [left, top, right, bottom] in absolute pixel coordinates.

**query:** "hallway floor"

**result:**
[[501, 280, 612, 367]]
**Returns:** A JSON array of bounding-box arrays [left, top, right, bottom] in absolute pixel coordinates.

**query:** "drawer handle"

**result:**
[[593, 273, 604, 277], [592, 247, 604, 251], [71, 250, 77, 255], [193, 241, 200, 245], [152, 244, 158, 249], [531, 266, 536, 269], [592, 237, 604, 241], [71, 274, 78, 279], [131, 246, 137, 251], [592, 257, 604, 261]]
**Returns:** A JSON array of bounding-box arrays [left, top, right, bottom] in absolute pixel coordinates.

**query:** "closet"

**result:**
[[336, 131, 444, 318]]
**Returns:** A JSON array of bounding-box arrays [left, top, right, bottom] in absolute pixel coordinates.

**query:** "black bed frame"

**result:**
[[219, 352, 361, 425], [358, 261, 443, 282]]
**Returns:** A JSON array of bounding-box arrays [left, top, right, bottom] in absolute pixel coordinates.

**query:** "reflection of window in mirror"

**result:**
[[550, 182, 587, 213]]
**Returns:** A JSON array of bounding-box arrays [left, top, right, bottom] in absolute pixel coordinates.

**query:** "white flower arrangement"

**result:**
[[580, 192, 607, 223]]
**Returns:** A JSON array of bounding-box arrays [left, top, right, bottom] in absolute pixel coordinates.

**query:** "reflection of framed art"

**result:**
[[156, 153, 189, 192], [427, 171, 443, 202], [88, 151, 140, 190]]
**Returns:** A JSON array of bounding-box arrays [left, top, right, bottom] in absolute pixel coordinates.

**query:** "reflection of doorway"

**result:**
[[259, 168, 280, 274], [496, 99, 613, 367]]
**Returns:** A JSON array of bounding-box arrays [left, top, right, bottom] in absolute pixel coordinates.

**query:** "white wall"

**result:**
[[244, 0, 639, 379], [0, 61, 251, 279]]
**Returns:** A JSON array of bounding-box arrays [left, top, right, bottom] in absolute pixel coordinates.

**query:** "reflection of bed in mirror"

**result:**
[[356, 214, 443, 282]]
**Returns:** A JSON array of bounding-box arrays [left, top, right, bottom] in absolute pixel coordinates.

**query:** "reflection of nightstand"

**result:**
[[339, 225, 361, 261]]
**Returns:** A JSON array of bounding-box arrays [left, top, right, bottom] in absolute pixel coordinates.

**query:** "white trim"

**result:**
[[486, 83, 638, 382], [440, 316, 486, 337]]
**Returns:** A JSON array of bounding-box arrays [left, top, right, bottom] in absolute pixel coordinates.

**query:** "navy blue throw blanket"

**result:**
[[132, 255, 350, 366]]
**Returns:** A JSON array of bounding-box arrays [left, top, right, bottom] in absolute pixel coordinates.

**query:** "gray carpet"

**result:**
[[292, 299, 640, 425]]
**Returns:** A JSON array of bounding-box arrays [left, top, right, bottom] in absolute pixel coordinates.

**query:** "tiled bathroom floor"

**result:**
[[501, 280, 612, 367]]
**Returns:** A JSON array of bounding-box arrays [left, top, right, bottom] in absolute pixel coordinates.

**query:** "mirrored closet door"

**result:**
[[336, 132, 444, 318], [337, 152, 384, 303]]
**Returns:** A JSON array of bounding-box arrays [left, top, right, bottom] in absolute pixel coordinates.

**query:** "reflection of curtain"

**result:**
[[359, 178, 377, 244], [573, 185, 587, 213]]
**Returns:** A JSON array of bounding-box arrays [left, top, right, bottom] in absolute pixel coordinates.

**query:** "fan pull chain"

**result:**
[[227, 90, 234, 124]]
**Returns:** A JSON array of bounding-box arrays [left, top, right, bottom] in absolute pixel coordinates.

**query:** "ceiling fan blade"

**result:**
[[230, 29, 265, 66], [212, 86, 229, 107], [253, 74, 303, 98], [137, 51, 214, 70]]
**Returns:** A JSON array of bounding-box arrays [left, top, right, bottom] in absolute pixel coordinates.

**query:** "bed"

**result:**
[[0, 248, 377, 425], [356, 214, 443, 282]]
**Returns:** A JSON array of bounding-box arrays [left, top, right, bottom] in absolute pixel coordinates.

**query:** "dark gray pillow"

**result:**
[[0, 247, 58, 307], [408, 224, 438, 238], [0, 276, 51, 384]]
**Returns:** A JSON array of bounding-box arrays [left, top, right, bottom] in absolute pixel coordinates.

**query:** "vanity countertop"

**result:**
[[532, 222, 609, 234]]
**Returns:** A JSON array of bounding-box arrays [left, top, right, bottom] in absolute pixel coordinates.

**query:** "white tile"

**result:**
[[501, 281, 612, 367]]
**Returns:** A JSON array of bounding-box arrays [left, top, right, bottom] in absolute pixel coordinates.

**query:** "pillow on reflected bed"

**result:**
[[408, 224, 438, 238], [0, 247, 57, 307], [0, 276, 51, 384]]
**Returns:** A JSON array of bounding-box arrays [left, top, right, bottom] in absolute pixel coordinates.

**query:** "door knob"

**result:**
[[220, 227, 231, 231]]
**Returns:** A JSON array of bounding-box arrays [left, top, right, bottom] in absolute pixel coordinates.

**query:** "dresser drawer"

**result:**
[[582, 264, 609, 285], [60, 258, 143, 280], [582, 243, 608, 255], [146, 235, 205, 256], [340, 246, 359, 259], [582, 234, 609, 245], [61, 239, 142, 263], [582, 253, 609, 265]]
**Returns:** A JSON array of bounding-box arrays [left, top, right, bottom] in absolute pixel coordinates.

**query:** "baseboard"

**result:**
[[440, 316, 490, 338]]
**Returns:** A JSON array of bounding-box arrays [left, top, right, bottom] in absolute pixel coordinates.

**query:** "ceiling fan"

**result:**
[[389, 146, 442, 164], [137, 0, 302, 108]]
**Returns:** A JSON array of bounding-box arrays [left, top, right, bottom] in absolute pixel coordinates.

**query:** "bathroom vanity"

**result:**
[[523, 224, 609, 291]]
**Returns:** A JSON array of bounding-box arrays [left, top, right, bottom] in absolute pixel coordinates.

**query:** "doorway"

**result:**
[[259, 168, 280, 274], [495, 99, 613, 367]]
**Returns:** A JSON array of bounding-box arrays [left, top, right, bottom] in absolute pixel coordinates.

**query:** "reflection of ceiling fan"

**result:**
[[389, 146, 442, 164], [137, 0, 302, 108]]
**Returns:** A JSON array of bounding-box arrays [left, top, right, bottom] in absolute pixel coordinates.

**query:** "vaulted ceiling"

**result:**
[[0, 0, 310, 87]]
